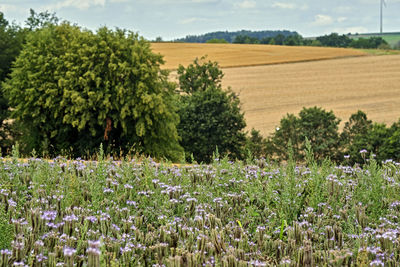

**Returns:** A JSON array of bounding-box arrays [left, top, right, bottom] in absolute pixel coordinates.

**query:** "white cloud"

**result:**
[[271, 2, 308, 10], [45, 0, 106, 10], [337, 17, 347, 23], [235, 0, 256, 9], [0, 4, 19, 13], [334, 6, 352, 13], [272, 2, 296, 9], [313, 14, 334, 26], [179, 17, 208, 24]]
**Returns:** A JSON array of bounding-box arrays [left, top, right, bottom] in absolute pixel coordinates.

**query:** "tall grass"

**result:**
[[1, 149, 400, 266]]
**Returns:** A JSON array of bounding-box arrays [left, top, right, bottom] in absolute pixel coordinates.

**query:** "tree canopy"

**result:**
[[3, 22, 183, 160], [177, 58, 246, 163], [268, 107, 341, 162]]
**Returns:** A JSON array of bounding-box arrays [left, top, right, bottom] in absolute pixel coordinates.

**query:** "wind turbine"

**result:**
[[380, 0, 386, 34]]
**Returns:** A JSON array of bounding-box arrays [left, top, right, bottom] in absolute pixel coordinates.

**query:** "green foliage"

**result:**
[[385, 120, 400, 160], [3, 23, 183, 160], [350, 37, 388, 49], [25, 9, 59, 31], [178, 86, 246, 163], [245, 128, 268, 160], [177, 57, 245, 163], [340, 111, 373, 163], [177, 56, 224, 94], [175, 29, 298, 43], [233, 35, 260, 44], [0, 12, 25, 154], [268, 107, 340, 162], [316, 33, 352, 47], [0, 205, 13, 250], [206, 38, 228, 44]]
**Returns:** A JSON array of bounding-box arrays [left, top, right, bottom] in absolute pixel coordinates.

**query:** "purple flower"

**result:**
[[103, 188, 114, 193], [124, 184, 133, 189], [63, 246, 77, 257], [63, 214, 78, 222], [8, 198, 17, 207], [0, 249, 12, 255], [41, 210, 57, 221], [85, 216, 98, 223]]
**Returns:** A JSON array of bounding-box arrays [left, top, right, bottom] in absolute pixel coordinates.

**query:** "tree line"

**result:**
[[174, 30, 392, 49], [247, 108, 400, 165], [174, 30, 298, 43], [232, 33, 390, 49]]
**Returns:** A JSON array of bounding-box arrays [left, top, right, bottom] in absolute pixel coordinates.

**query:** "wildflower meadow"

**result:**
[[1, 147, 400, 266]]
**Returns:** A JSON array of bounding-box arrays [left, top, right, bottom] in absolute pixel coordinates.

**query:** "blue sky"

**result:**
[[1, 0, 400, 40]]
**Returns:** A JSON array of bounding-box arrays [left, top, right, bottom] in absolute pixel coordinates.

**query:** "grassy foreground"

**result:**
[[1, 152, 400, 266]]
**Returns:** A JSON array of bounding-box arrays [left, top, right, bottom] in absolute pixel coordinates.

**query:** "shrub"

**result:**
[[268, 107, 341, 162]]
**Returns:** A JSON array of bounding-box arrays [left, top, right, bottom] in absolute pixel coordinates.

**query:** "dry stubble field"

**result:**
[[151, 42, 366, 69], [222, 55, 400, 136], [152, 43, 400, 137]]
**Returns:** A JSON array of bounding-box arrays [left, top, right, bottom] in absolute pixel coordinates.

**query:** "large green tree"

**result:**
[[177, 58, 246, 163], [3, 23, 183, 160], [0, 12, 25, 154]]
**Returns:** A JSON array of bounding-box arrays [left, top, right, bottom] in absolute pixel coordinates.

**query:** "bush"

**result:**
[[245, 128, 268, 160], [268, 107, 341, 162]]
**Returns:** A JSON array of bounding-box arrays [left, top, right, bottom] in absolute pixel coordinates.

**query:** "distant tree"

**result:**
[[310, 39, 322, 46], [358, 123, 391, 162], [260, 37, 273, 44], [245, 128, 268, 159], [177, 58, 246, 163], [177, 56, 224, 94], [350, 37, 388, 49], [340, 111, 373, 163], [233, 35, 260, 44], [206, 38, 228, 44], [154, 36, 163, 42], [274, 34, 286, 45], [384, 120, 400, 160], [317, 33, 351, 48], [283, 34, 303, 46], [268, 107, 340, 162], [3, 23, 183, 160], [174, 30, 299, 43]]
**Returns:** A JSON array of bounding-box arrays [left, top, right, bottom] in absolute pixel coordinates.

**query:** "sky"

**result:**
[[1, 0, 400, 40]]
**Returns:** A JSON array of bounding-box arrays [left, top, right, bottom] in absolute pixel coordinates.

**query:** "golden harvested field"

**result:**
[[151, 42, 367, 69], [222, 55, 400, 136]]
